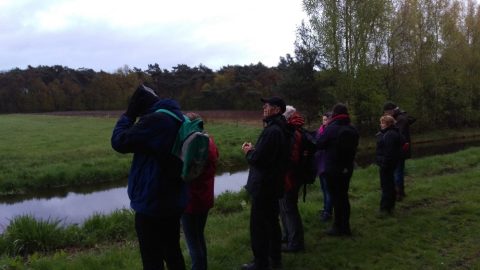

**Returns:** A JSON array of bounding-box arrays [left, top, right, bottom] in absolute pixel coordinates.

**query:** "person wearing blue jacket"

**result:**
[[111, 84, 187, 270]]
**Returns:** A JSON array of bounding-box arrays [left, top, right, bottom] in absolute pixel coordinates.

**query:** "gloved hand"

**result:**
[[125, 84, 159, 119], [402, 142, 410, 153]]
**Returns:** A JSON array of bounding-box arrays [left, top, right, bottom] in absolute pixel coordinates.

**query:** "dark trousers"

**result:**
[[250, 195, 282, 267], [325, 171, 352, 234], [182, 212, 209, 270], [135, 212, 186, 270], [279, 184, 304, 249], [394, 159, 406, 195], [380, 167, 396, 212]]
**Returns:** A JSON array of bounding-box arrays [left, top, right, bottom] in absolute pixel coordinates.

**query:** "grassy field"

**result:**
[[0, 146, 479, 269], [0, 114, 260, 195]]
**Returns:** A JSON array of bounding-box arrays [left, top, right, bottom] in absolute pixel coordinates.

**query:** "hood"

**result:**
[[148, 98, 183, 120], [287, 111, 305, 128]]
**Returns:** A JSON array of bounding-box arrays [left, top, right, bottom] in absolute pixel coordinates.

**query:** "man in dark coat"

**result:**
[[316, 103, 359, 236], [241, 96, 290, 270], [383, 101, 416, 201], [111, 84, 187, 270]]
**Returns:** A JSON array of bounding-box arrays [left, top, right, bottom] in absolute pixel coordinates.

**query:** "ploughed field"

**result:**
[[36, 110, 261, 122]]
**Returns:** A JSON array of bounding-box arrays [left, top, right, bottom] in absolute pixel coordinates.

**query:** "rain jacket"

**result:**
[[316, 114, 359, 174], [375, 126, 403, 169], [184, 137, 219, 214], [245, 114, 290, 199], [111, 99, 188, 217], [284, 112, 305, 192]]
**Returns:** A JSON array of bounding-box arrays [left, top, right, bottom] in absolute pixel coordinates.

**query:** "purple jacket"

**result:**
[[314, 124, 327, 176]]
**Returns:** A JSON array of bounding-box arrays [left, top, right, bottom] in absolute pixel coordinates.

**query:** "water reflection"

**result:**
[[0, 170, 249, 232], [1, 138, 479, 232]]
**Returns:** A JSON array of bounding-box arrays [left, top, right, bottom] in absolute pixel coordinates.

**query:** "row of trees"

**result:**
[[297, 0, 480, 131], [1, 0, 480, 134]]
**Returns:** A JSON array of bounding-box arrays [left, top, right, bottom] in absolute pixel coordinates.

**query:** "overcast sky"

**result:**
[[0, 0, 306, 72]]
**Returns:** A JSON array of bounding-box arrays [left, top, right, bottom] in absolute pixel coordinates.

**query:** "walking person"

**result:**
[[383, 102, 416, 201], [111, 84, 187, 270], [241, 96, 290, 270], [279, 105, 305, 253], [375, 115, 403, 215], [315, 111, 333, 222], [316, 103, 359, 236], [181, 112, 219, 270]]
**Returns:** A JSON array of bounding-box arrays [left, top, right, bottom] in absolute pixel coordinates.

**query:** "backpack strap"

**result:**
[[303, 183, 307, 203], [155, 108, 187, 122]]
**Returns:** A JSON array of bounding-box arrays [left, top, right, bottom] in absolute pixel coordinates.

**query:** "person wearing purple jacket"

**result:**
[[315, 111, 333, 222]]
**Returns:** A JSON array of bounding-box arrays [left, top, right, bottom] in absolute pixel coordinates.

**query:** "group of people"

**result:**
[[111, 83, 414, 270], [241, 97, 360, 270]]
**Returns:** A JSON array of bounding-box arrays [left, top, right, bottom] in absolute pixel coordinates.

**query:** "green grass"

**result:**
[[1, 147, 480, 269], [0, 114, 260, 195]]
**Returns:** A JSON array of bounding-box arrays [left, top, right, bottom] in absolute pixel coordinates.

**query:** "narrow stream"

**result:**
[[1, 138, 479, 232], [0, 170, 249, 232]]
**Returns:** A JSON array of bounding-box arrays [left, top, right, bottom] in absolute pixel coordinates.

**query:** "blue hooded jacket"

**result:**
[[111, 99, 187, 217]]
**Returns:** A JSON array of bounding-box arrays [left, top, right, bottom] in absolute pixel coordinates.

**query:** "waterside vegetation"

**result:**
[[0, 146, 479, 269]]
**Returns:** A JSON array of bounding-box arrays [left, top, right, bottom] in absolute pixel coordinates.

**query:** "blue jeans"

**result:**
[[182, 212, 209, 270], [394, 159, 405, 194], [320, 175, 333, 215]]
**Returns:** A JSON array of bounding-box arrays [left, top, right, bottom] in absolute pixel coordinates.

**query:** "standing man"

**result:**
[[316, 103, 359, 236], [383, 102, 416, 201], [241, 97, 290, 270], [111, 84, 187, 270]]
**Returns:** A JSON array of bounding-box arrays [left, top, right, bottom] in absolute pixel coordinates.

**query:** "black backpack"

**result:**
[[297, 127, 317, 184], [296, 127, 317, 202]]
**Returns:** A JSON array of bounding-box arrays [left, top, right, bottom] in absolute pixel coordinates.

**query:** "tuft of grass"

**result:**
[[211, 189, 250, 215], [1, 215, 66, 257], [81, 209, 135, 244]]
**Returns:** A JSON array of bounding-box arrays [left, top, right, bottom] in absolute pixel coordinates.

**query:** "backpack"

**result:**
[[297, 127, 317, 185], [296, 127, 317, 202], [156, 109, 210, 183]]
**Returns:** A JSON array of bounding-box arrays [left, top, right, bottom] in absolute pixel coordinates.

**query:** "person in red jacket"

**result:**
[[181, 112, 219, 270], [279, 105, 305, 253]]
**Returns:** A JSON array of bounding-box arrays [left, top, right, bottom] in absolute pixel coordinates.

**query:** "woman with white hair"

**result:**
[[279, 105, 305, 252]]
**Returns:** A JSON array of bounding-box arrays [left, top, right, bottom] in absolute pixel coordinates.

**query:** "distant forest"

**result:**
[[1, 0, 480, 134]]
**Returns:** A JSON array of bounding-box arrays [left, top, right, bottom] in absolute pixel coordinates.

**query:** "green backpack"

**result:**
[[156, 109, 210, 183]]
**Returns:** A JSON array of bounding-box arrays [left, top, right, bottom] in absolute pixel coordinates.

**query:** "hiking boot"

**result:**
[[281, 243, 305, 253], [270, 259, 283, 269], [241, 262, 270, 270], [320, 211, 332, 222], [325, 227, 351, 237], [377, 209, 394, 218]]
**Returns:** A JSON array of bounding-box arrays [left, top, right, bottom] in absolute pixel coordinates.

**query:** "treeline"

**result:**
[[1, 0, 480, 135], [0, 64, 280, 113]]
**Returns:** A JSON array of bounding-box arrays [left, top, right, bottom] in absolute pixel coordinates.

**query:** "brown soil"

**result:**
[[35, 110, 263, 125]]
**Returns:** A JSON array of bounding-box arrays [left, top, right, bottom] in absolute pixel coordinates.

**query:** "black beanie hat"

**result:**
[[383, 101, 397, 111], [332, 103, 348, 116]]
